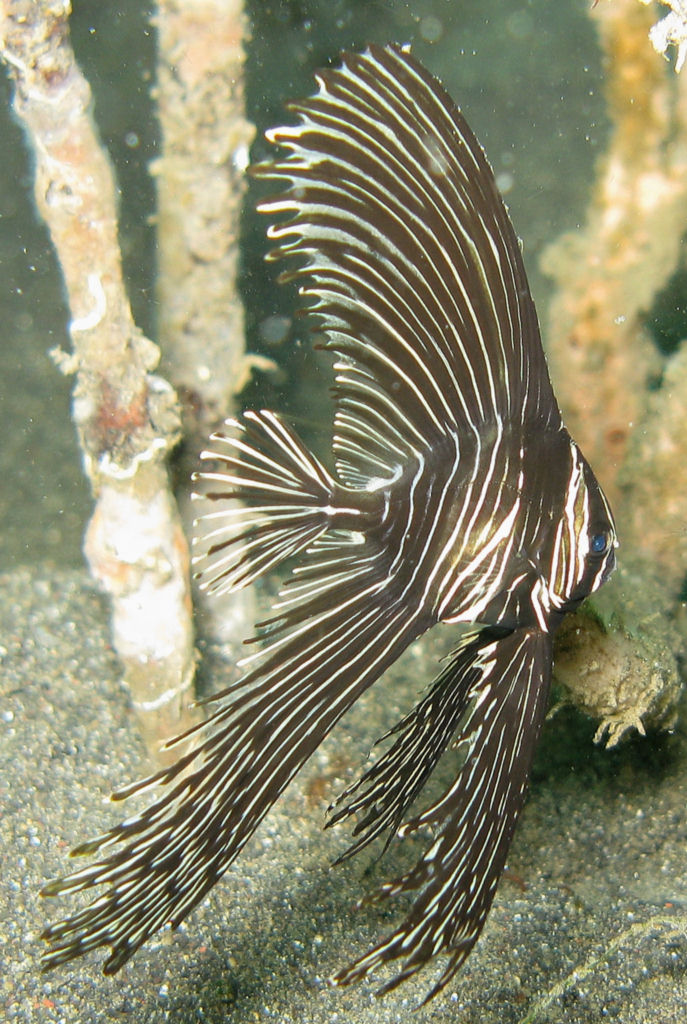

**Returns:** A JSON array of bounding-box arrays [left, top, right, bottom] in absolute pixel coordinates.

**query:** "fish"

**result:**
[[41, 43, 617, 1001]]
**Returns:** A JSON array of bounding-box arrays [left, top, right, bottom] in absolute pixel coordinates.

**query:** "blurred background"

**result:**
[[0, 0, 607, 572]]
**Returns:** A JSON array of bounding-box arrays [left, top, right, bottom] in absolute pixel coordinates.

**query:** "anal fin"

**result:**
[[333, 627, 552, 1001], [327, 628, 507, 862]]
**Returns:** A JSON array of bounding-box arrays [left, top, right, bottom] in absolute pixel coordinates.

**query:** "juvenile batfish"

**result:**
[[42, 44, 617, 1001]]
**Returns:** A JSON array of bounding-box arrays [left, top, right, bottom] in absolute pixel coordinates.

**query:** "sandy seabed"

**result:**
[[2, 568, 687, 1024]]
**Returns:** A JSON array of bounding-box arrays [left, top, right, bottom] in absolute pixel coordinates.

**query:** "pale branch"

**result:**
[[154, 0, 260, 646], [0, 0, 197, 755]]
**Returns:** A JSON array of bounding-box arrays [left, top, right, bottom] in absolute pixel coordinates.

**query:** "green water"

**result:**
[[3, 8, 687, 1022], [0, 0, 606, 572]]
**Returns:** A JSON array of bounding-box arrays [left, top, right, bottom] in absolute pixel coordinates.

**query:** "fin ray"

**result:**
[[41, 551, 431, 974], [327, 628, 503, 861], [333, 627, 552, 999], [254, 44, 561, 487], [192, 410, 345, 595]]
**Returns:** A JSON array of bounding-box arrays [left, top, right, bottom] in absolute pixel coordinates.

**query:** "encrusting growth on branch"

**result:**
[[641, 0, 687, 71], [544, 0, 687, 743], [0, 0, 197, 754], [542, 0, 684, 501], [154, 0, 259, 432], [154, 0, 260, 645]]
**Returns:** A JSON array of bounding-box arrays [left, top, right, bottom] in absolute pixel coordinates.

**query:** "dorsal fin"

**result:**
[[254, 44, 561, 487]]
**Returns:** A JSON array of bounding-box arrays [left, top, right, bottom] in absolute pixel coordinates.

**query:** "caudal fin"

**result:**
[[192, 410, 338, 595]]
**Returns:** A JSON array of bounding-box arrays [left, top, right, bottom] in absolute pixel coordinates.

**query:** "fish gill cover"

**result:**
[[41, 43, 617, 1002]]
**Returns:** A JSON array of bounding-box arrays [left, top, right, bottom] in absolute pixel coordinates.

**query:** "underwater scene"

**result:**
[[1, 0, 686, 1021]]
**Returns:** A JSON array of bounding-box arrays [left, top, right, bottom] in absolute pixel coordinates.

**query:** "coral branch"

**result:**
[[541, 0, 687, 501], [0, 0, 197, 754], [545, 0, 687, 741], [153, 0, 259, 644], [154, 0, 257, 431], [620, 343, 687, 593]]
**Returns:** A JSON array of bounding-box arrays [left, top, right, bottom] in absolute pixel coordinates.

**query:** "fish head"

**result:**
[[548, 440, 617, 614]]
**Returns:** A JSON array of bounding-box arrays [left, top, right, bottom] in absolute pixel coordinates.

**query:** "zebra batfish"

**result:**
[[42, 44, 617, 1000]]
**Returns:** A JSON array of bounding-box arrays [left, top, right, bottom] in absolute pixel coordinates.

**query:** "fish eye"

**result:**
[[590, 530, 610, 555]]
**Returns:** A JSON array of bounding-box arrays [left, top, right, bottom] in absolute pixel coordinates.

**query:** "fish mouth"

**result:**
[[601, 548, 617, 585]]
